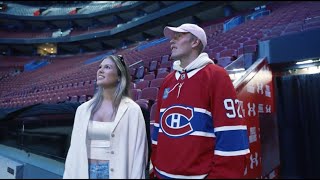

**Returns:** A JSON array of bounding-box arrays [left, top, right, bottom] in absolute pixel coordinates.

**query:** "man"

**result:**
[[151, 23, 250, 179]]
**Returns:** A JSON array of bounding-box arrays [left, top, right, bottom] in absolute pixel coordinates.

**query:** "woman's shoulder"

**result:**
[[122, 96, 140, 110], [76, 99, 93, 111]]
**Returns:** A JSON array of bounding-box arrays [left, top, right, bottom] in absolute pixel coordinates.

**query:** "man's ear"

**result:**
[[191, 38, 201, 49]]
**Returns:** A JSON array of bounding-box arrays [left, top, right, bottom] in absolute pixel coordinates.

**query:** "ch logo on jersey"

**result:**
[[160, 105, 194, 137]]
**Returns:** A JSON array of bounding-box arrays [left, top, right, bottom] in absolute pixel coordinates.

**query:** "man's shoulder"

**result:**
[[204, 63, 229, 76], [166, 70, 176, 77], [206, 63, 225, 71]]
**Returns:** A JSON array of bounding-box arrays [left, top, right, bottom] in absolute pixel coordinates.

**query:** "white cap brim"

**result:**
[[163, 26, 188, 39]]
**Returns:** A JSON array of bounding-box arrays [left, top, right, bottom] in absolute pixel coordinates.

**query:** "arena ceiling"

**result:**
[[0, 1, 267, 55]]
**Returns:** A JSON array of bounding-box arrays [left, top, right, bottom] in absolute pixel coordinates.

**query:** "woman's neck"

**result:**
[[102, 87, 115, 101]]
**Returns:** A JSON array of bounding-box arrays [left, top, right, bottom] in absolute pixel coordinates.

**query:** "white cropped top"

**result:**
[[87, 120, 114, 160]]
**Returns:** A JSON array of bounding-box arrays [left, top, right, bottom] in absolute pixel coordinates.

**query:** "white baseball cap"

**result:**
[[164, 23, 207, 52]]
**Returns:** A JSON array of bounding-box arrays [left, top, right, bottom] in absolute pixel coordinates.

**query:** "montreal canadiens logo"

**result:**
[[160, 106, 194, 137]]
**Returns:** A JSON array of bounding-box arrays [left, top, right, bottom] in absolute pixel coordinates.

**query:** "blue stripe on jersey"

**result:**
[[152, 123, 159, 142], [215, 129, 249, 151], [159, 106, 214, 138]]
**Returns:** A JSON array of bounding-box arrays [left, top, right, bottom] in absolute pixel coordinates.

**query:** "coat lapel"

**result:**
[[80, 101, 93, 140], [110, 97, 130, 133]]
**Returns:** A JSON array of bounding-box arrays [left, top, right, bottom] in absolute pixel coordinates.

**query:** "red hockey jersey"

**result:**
[[151, 56, 250, 179]]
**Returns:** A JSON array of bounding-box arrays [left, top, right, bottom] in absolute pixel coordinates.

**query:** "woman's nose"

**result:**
[[98, 68, 103, 74]]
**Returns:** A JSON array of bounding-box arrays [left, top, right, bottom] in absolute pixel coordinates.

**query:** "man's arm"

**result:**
[[207, 67, 250, 178]]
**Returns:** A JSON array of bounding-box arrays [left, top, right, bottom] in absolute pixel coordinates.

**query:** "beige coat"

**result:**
[[63, 97, 148, 179]]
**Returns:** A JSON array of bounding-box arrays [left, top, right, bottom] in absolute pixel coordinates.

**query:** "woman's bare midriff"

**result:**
[[89, 159, 109, 164]]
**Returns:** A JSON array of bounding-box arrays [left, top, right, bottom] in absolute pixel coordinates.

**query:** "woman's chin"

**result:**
[[96, 81, 103, 86]]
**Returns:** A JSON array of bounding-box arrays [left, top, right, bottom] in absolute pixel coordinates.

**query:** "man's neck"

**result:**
[[180, 52, 201, 69]]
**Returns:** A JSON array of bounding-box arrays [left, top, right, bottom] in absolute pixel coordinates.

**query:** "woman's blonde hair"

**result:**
[[89, 55, 131, 119]]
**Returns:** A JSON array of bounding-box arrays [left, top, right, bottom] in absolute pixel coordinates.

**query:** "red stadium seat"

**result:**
[[130, 82, 136, 89], [140, 87, 158, 102], [135, 66, 145, 79], [144, 74, 155, 81], [161, 55, 170, 63], [70, 95, 79, 103], [219, 49, 237, 58], [135, 99, 149, 110], [150, 78, 164, 88], [130, 89, 142, 101], [156, 72, 169, 79], [79, 95, 90, 103], [149, 60, 159, 72], [135, 80, 150, 90], [157, 68, 169, 74]]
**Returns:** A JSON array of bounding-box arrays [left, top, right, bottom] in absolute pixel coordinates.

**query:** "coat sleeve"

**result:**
[[63, 105, 82, 179], [207, 67, 250, 179], [129, 105, 148, 179]]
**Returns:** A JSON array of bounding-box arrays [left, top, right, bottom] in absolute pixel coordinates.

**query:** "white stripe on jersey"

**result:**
[[214, 125, 247, 132], [215, 149, 250, 156], [155, 167, 207, 179], [152, 140, 157, 145], [159, 129, 215, 138], [190, 131, 215, 137], [194, 107, 212, 117], [152, 123, 159, 127]]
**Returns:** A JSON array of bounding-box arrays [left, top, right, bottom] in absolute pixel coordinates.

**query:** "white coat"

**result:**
[[63, 97, 148, 179]]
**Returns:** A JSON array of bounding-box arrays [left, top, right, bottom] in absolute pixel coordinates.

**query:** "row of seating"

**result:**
[[0, 1, 130, 16], [132, 78, 165, 90], [1, 2, 320, 111]]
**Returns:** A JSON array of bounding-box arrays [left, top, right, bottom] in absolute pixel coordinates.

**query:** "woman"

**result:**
[[63, 55, 148, 179]]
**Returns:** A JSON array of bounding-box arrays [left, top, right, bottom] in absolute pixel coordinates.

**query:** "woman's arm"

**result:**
[[128, 105, 148, 179]]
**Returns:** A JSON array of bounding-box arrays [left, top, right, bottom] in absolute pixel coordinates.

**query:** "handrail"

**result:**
[[224, 54, 244, 70], [232, 57, 267, 91], [129, 59, 143, 68]]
